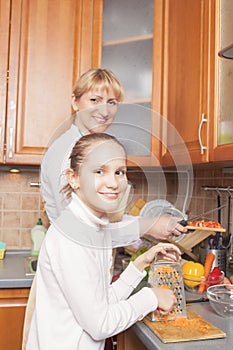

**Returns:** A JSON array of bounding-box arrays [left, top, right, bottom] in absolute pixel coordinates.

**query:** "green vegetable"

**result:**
[[130, 246, 149, 280]]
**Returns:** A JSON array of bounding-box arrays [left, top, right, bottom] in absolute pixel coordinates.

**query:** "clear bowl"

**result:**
[[183, 271, 224, 295], [207, 284, 233, 317]]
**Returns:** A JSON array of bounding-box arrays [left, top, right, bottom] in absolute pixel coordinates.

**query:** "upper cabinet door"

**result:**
[[4, 0, 102, 164], [0, 1, 11, 163], [154, 0, 214, 165], [210, 0, 233, 161], [101, 0, 159, 166]]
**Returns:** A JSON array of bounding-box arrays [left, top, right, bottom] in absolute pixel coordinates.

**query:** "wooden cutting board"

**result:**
[[143, 309, 226, 343], [186, 226, 226, 232], [176, 229, 217, 251]]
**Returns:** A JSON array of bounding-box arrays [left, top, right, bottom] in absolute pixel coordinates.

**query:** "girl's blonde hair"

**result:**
[[63, 133, 126, 198], [73, 68, 124, 102]]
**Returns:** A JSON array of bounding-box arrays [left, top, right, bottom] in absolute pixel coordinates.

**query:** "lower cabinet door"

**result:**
[[0, 289, 29, 350]]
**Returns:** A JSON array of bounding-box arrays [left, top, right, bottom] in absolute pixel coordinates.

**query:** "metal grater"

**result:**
[[148, 260, 187, 321]]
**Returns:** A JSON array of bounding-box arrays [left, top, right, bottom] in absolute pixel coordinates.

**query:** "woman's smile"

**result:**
[[92, 114, 109, 124]]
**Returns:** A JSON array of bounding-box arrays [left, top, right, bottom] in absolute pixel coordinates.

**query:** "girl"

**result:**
[[27, 133, 180, 350]]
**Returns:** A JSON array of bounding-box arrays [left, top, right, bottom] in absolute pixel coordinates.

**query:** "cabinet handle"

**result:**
[[198, 113, 207, 155], [8, 127, 14, 158]]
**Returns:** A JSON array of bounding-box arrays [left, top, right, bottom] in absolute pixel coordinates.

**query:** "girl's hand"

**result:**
[[152, 286, 177, 314], [133, 243, 181, 272]]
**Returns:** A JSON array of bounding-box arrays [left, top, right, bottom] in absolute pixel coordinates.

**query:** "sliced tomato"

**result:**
[[188, 220, 222, 228]]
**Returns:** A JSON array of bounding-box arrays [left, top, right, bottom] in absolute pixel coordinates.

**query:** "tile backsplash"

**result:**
[[0, 166, 232, 250], [0, 171, 49, 249]]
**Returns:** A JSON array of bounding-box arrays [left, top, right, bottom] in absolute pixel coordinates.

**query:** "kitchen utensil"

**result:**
[[143, 309, 226, 343], [208, 232, 224, 249], [214, 193, 226, 247], [182, 225, 226, 232], [178, 203, 227, 227], [199, 247, 227, 273], [148, 253, 187, 321], [207, 284, 233, 318], [217, 193, 221, 223]]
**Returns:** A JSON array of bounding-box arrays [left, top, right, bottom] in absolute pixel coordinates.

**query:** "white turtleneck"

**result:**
[[26, 194, 158, 350]]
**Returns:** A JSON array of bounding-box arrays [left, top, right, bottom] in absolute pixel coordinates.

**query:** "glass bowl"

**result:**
[[183, 271, 224, 295], [207, 284, 233, 317]]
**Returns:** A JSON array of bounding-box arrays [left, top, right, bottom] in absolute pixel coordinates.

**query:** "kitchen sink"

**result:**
[[24, 256, 38, 275]]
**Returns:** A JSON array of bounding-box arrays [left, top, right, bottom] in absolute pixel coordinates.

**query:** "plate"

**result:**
[[140, 200, 187, 243]]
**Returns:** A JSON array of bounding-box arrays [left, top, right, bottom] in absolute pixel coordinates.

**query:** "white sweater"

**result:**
[[26, 195, 158, 350]]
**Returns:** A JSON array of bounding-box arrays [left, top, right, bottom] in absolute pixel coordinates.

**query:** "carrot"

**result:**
[[160, 285, 171, 290], [198, 253, 215, 294]]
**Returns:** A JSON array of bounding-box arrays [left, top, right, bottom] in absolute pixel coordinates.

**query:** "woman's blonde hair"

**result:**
[[73, 68, 124, 102], [63, 133, 126, 198]]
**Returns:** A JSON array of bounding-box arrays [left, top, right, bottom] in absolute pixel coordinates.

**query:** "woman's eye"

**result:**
[[90, 98, 102, 104], [108, 100, 118, 106]]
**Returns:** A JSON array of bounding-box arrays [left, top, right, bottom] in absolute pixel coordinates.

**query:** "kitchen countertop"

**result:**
[[1, 249, 233, 349], [0, 250, 34, 288], [131, 302, 233, 350]]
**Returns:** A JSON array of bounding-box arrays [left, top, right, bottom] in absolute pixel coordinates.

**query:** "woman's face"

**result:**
[[72, 85, 119, 134], [75, 140, 128, 218]]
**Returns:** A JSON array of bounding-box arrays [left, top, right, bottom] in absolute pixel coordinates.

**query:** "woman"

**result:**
[[40, 68, 186, 239]]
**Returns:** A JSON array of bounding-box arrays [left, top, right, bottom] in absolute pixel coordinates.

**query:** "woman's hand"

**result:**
[[139, 216, 187, 240], [133, 243, 181, 272], [152, 286, 177, 315]]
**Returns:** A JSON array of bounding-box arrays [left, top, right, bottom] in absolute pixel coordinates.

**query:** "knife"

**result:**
[[178, 203, 227, 227]]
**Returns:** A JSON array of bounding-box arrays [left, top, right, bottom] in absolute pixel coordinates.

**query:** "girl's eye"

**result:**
[[95, 169, 103, 175], [115, 170, 126, 176]]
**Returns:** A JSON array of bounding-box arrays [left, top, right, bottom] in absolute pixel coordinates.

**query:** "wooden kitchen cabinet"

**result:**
[[1, 0, 231, 166], [154, 0, 233, 165], [0, 0, 102, 165], [117, 329, 147, 350], [153, 0, 216, 165], [210, 0, 233, 162], [0, 288, 30, 350], [99, 0, 215, 166], [0, 0, 10, 163], [99, 0, 211, 166]]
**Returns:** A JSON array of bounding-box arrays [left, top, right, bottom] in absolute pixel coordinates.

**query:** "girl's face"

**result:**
[[72, 85, 119, 134], [73, 141, 128, 218]]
